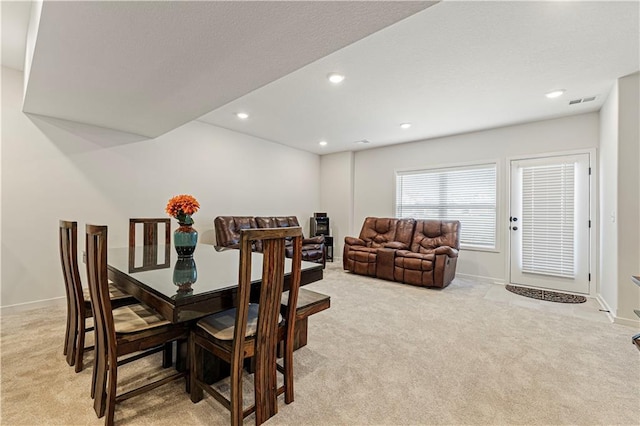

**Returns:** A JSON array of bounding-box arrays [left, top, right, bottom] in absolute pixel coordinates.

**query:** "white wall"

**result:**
[[1, 66, 320, 308], [616, 72, 640, 323], [319, 151, 354, 260], [599, 81, 619, 315], [347, 113, 599, 283]]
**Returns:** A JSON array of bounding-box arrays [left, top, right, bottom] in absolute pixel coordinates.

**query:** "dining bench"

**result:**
[[281, 288, 331, 351]]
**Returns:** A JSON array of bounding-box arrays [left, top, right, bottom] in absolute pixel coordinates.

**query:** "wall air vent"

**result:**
[[569, 95, 597, 105]]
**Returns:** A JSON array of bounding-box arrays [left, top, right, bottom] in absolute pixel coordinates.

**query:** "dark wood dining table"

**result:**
[[106, 244, 324, 324]]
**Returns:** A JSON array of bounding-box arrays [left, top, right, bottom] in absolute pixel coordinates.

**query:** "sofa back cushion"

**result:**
[[214, 216, 261, 251], [358, 217, 398, 248], [410, 220, 460, 253], [256, 216, 302, 246], [395, 218, 417, 247], [256, 216, 300, 229]]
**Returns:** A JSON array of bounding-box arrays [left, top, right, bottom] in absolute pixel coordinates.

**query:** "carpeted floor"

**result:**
[[1, 262, 638, 425]]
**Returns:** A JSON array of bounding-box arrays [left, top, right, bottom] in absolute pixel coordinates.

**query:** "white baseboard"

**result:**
[[0, 296, 66, 316], [595, 294, 640, 327], [613, 316, 640, 328], [595, 294, 615, 323], [456, 272, 505, 286]]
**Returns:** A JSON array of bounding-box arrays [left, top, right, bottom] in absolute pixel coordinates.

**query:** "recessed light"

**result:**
[[545, 89, 566, 99], [400, 122, 412, 129], [327, 73, 345, 84], [236, 112, 249, 119], [319, 141, 328, 146]]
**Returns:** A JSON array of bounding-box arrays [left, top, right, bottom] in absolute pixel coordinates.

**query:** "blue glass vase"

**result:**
[[173, 257, 198, 286], [174, 222, 198, 257], [172, 257, 197, 299]]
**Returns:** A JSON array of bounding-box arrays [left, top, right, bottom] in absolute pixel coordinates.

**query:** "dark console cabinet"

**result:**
[[323, 236, 333, 262]]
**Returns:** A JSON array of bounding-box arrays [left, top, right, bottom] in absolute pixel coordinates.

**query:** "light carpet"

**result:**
[[1, 263, 638, 425]]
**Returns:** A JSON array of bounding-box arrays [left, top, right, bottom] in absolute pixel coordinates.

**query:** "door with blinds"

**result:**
[[509, 154, 590, 294]]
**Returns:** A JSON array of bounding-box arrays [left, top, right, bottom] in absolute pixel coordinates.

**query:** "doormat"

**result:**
[[506, 285, 586, 304]]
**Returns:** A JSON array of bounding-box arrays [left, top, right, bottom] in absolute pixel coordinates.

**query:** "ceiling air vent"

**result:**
[[569, 95, 597, 105], [355, 139, 371, 145]]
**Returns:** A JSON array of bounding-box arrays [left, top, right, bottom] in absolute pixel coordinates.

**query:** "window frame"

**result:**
[[394, 160, 500, 252]]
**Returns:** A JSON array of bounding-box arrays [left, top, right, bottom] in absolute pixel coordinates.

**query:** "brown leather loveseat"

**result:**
[[344, 217, 460, 288], [214, 216, 326, 265]]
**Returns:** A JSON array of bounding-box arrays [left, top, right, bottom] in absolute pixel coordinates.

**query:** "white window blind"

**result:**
[[395, 163, 497, 249], [521, 163, 575, 278]]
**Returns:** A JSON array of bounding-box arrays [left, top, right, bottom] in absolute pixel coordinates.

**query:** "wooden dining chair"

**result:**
[[189, 227, 303, 426], [59, 220, 136, 373], [85, 224, 190, 426], [128, 218, 171, 272]]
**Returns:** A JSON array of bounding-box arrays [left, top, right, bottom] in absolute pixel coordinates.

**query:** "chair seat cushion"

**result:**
[[197, 303, 282, 341], [112, 303, 170, 334]]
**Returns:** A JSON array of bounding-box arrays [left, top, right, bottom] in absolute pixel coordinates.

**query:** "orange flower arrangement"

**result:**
[[166, 194, 200, 225]]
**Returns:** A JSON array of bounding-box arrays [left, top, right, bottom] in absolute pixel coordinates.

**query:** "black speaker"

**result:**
[[310, 217, 330, 236]]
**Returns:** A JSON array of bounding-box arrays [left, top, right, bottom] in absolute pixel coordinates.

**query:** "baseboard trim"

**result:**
[[456, 273, 505, 286], [594, 295, 640, 327], [595, 294, 615, 323], [0, 296, 66, 315], [613, 315, 640, 328]]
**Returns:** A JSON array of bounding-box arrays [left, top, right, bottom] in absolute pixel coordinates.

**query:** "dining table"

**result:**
[[106, 243, 324, 324]]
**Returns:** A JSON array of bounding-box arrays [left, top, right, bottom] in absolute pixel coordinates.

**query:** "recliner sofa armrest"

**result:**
[[345, 236, 365, 246], [303, 235, 324, 245], [433, 246, 459, 258], [383, 241, 408, 250]]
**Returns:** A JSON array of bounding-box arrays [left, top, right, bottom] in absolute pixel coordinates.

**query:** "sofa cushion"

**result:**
[[253, 216, 325, 265], [395, 218, 417, 247], [394, 250, 435, 269], [394, 251, 435, 286], [214, 216, 261, 251], [346, 246, 377, 276], [348, 246, 378, 256], [410, 220, 460, 254], [359, 217, 398, 248]]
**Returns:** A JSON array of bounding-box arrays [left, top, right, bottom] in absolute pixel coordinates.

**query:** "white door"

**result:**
[[509, 153, 591, 294]]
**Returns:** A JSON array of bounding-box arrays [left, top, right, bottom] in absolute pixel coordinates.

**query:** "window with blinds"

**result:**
[[395, 163, 497, 249], [521, 163, 575, 278]]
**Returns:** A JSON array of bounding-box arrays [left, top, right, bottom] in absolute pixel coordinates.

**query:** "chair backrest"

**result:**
[[85, 225, 116, 376], [410, 220, 461, 253], [59, 220, 84, 354], [235, 226, 302, 420], [129, 218, 171, 271]]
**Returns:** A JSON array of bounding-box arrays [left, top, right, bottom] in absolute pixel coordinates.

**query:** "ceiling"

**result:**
[[14, 0, 433, 138], [3, 1, 639, 155]]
